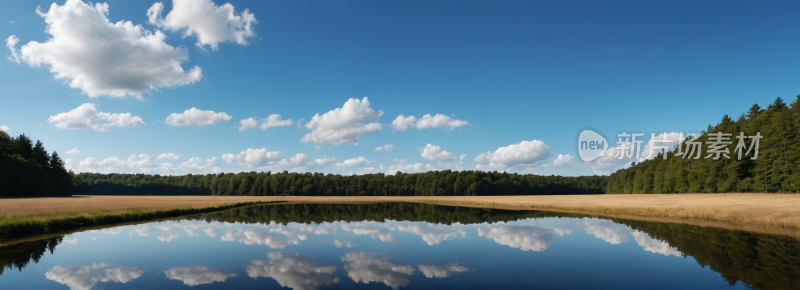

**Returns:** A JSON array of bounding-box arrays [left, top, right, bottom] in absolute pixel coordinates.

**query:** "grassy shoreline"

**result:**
[[0, 200, 285, 243]]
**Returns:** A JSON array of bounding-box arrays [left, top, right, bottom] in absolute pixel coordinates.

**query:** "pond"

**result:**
[[1, 203, 798, 289]]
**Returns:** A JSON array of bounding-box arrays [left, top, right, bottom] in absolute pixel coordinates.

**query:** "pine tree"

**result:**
[[32, 140, 50, 169]]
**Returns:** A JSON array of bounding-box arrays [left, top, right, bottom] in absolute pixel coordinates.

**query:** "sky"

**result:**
[[1, 0, 799, 176]]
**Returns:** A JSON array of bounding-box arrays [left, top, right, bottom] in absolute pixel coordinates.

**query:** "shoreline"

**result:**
[[2, 194, 800, 243]]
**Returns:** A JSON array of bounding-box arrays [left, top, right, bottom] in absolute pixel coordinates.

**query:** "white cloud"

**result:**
[[238, 117, 257, 131], [391, 114, 416, 131], [179, 157, 220, 173], [335, 156, 372, 168], [156, 152, 181, 161], [474, 140, 551, 170], [62, 235, 78, 244], [632, 231, 682, 257], [222, 148, 282, 167], [420, 144, 459, 164], [10, 0, 201, 98], [417, 263, 469, 278], [247, 252, 338, 290], [164, 266, 237, 286], [0, 125, 8, 132], [67, 153, 156, 173], [148, 0, 256, 51], [260, 114, 293, 130], [582, 219, 629, 245], [342, 252, 415, 290], [45, 263, 145, 290], [477, 225, 556, 252], [385, 163, 436, 175], [375, 144, 398, 152], [391, 114, 469, 131], [393, 158, 407, 164], [5, 35, 19, 63], [301, 97, 383, 145], [220, 229, 289, 248], [48, 103, 145, 132], [157, 232, 180, 242], [165, 108, 232, 126], [314, 145, 321, 152], [552, 154, 574, 167], [66, 148, 80, 154]]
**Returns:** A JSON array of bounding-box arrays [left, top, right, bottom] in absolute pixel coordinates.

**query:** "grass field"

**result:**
[[2, 194, 800, 239]]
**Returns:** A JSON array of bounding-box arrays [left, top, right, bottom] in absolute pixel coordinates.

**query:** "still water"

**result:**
[[1, 203, 798, 290]]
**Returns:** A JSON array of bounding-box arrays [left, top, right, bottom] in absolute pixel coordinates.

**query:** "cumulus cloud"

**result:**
[[391, 114, 469, 131], [10, 0, 202, 98], [45, 263, 145, 290], [238, 114, 293, 131], [417, 263, 469, 278], [62, 235, 78, 244], [342, 252, 415, 290], [590, 132, 689, 174], [247, 252, 338, 290], [222, 148, 282, 167], [164, 266, 237, 286], [393, 158, 407, 164], [157, 152, 181, 161], [582, 219, 629, 244], [301, 97, 383, 145], [385, 162, 436, 175], [220, 229, 290, 248], [66, 148, 80, 154], [552, 154, 574, 167], [474, 140, 551, 170], [375, 144, 398, 152], [340, 223, 396, 243], [179, 157, 220, 173], [0, 125, 8, 132], [477, 225, 556, 252], [420, 144, 460, 164], [632, 231, 682, 257], [48, 103, 145, 132], [67, 154, 158, 173], [335, 157, 372, 168], [148, 0, 256, 50], [165, 108, 232, 126], [5, 35, 19, 63]]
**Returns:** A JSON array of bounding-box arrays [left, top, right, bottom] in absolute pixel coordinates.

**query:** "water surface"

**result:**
[[1, 203, 798, 289]]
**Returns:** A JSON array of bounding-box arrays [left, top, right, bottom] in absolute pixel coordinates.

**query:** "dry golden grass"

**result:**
[[2, 194, 800, 238]]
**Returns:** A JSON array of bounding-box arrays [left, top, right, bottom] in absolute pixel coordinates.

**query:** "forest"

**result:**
[[0, 131, 74, 197], [73, 170, 607, 196], [607, 96, 800, 194]]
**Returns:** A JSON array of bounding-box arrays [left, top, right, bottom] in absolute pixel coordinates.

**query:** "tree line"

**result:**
[[607, 96, 800, 193], [0, 131, 74, 197], [74, 170, 607, 196]]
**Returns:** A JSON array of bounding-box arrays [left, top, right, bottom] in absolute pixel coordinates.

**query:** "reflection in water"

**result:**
[[631, 231, 682, 257], [417, 262, 470, 278], [247, 252, 338, 290], [44, 263, 145, 290], [340, 222, 397, 242], [342, 252, 415, 289], [221, 229, 290, 248], [164, 266, 237, 286], [477, 225, 556, 251], [332, 240, 357, 248], [582, 219, 629, 244], [3, 203, 800, 289]]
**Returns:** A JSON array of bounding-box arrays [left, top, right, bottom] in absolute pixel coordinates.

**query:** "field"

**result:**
[[2, 194, 800, 239]]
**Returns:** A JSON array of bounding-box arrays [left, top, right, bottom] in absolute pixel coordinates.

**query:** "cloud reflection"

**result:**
[[164, 266, 237, 286], [477, 225, 555, 251], [631, 231, 682, 257], [45, 263, 145, 290], [341, 252, 415, 289], [247, 252, 338, 290], [417, 263, 469, 278], [582, 219, 629, 244]]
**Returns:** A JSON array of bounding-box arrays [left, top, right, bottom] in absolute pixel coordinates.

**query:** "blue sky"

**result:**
[[1, 0, 798, 176]]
